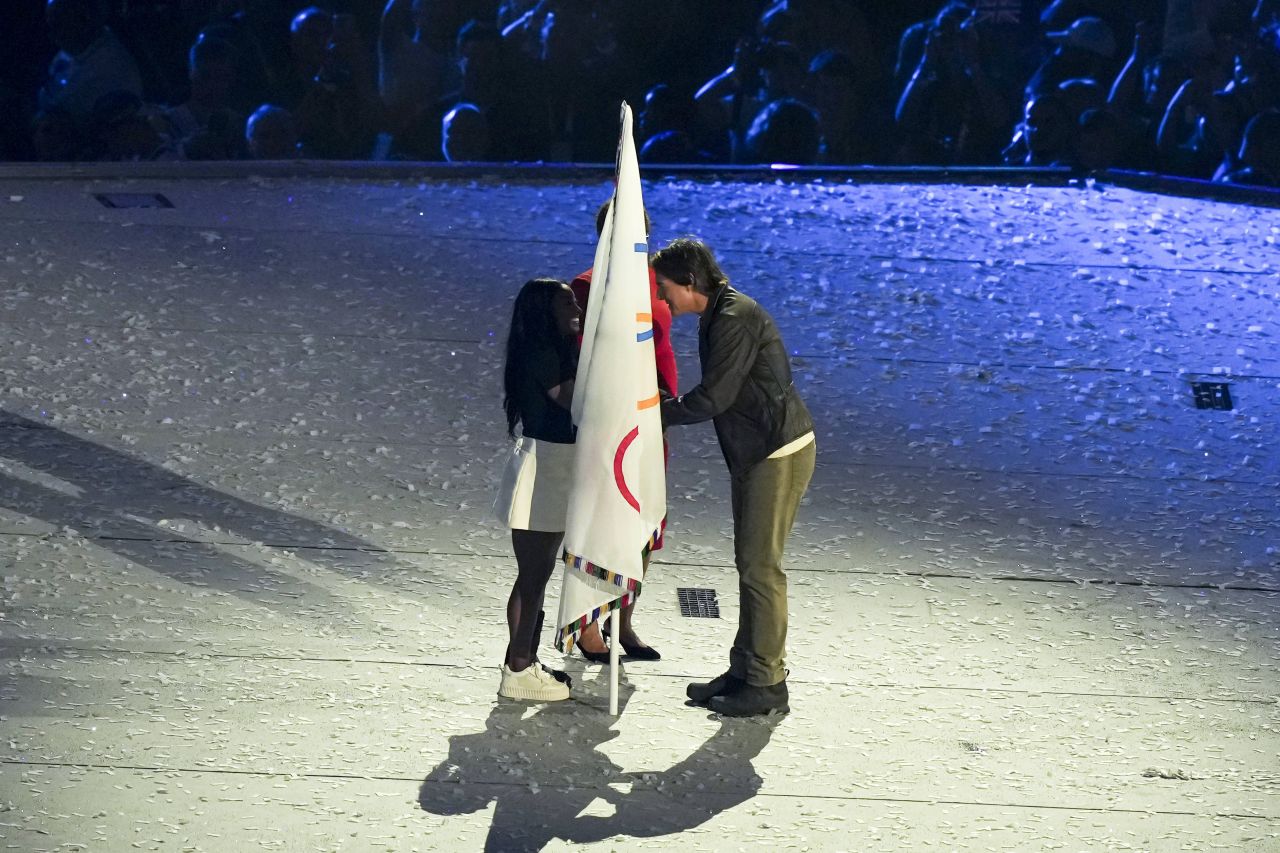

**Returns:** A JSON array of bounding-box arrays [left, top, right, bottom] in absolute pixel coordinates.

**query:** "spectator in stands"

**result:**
[[697, 35, 808, 163], [198, 1, 292, 115], [805, 50, 866, 164], [38, 0, 143, 128], [1157, 65, 1224, 177], [280, 6, 333, 108], [742, 97, 820, 165], [1002, 92, 1074, 166], [291, 11, 379, 159], [639, 131, 705, 164], [245, 103, 299, 159], [755, 4, 800, 52], [165, 36, 246, 161], [1154, 6, 1257, 176], [758, 1, 875, 77], [441, 101, 490, 161], [452, 19, 502, 105], [754, 41, 808, 107], [1057, 77, 1108, 123], [1026, 16, 1120, 101], [637, 84, 692, 149], [1161, 0, 1219, 67], [894, 7, 935, 96], [694, 37, 765, 163], [10, 0, 1277, 176], [1209, 49, 1280, 180], [379, 0, 456, 160], [971, 0, 1042, 100], [1107, 21, 1188, 171], [1071, 106, 1126, 171], [453, 18, 544, 161], [699, 3, 819, 161], [1039, 0, 1147, 46], [88, 90, 178, 161], [1217, 108, 1280, 185], [636, 84, 707, 164], [521, 0, 624, 162], [896, 3, 1008, 165]]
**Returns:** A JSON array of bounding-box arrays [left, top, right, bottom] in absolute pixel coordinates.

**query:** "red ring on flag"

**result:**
[[613, 426, 640, 512]]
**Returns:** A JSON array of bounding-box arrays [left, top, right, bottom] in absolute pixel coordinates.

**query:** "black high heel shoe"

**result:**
[[619, 640, 661, 661], [575, 642, 612, 664], [575, 622, 612, 664], [602, 624, 661, 661]]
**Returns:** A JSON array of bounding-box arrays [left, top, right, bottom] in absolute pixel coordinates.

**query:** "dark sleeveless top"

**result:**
[[514, 343, 575, 443]]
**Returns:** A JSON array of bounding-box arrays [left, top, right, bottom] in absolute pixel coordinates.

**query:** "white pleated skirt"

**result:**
[[493, 435, 576, 532]]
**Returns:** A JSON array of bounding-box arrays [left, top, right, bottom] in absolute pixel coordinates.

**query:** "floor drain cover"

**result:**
[[677, 587, 720, 618], [94, 192, 174, 209], [1191, 381, 1233, 410]]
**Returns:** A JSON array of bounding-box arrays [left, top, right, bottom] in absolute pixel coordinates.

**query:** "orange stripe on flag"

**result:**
[[637, 394, 660, 410], [636, 312, 651, 322]]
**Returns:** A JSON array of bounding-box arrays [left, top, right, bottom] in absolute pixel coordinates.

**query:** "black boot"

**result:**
[[532, 610, 571, 688], [708, 680, 788, 717], [686, 671, 745, 706]]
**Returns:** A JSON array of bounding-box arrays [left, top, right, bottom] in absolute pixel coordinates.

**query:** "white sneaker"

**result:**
[[498, 663, 570, 701]]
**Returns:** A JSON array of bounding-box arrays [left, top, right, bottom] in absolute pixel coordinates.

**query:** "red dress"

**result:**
[[570, 267, 678, 396]]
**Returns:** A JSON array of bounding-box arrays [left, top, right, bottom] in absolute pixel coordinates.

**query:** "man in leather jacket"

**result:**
[[653, 237, 815, 717]]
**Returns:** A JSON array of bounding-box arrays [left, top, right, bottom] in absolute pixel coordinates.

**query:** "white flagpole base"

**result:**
[[609, 609, 620, 716]]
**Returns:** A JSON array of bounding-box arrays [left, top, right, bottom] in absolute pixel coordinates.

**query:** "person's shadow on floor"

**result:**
[[0, 410, 422, 624], [419, 670, 779, 851], [419, 672, 633, 852], [567, 710, 780, 845]]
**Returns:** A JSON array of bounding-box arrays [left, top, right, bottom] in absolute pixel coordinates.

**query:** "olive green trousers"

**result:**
[[728, 440, 816, 687]]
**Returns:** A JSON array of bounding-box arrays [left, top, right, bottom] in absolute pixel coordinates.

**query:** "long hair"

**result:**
[[650, 237, 730, 295], [502, 277, 575, 437]]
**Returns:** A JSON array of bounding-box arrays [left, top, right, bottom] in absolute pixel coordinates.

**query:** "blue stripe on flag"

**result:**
[[634, 242, 647, 253], [636, 329, 654, 342]]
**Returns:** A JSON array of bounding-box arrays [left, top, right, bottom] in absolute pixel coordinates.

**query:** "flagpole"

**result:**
[[608, 609, 620, 715]]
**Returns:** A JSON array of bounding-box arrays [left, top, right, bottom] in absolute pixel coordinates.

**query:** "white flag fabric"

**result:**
[[556, 103, 666, 652]]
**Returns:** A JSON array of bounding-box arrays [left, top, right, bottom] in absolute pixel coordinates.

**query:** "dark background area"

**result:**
[[3, 1, 1278, 185]]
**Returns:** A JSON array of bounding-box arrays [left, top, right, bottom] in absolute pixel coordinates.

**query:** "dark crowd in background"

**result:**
[[1, 0, 1279, 186]]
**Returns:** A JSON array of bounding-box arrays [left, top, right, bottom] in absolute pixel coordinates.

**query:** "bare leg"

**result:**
[[618, 602, 642, 647], [577, 619, 609, 654], [578, 549, 654, 653], [616, 551, 652, 650], [505, 529, 562, 672]]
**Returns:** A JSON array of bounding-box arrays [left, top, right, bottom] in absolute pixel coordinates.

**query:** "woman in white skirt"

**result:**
[[493, 278, 581, 701]]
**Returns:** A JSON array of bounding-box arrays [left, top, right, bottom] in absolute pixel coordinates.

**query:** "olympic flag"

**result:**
[[556, 103, 665, 713]]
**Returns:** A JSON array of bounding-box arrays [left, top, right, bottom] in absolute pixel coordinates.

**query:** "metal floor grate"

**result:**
[[677, 587, 720, 618], [94, 193, 174, 209], [1191, 381, 1233, 410]]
